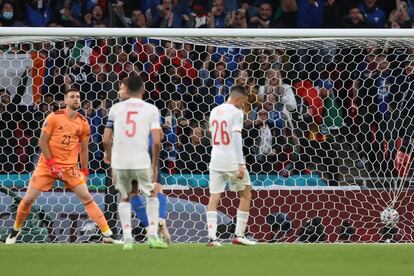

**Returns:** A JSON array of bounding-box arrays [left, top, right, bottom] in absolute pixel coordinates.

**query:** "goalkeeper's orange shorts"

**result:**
[[29, 162, 86, 192]]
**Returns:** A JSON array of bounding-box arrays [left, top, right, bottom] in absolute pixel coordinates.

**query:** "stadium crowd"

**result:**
[[1, 0, 414, 186], [0, 0, 412, 29]]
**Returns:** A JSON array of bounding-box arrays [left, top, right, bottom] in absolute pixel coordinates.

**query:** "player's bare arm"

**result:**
[[39, 130, 63, 179], [151, 128, 162, 183], [39, 130, 53, 160], [79, 138, 89, 177], [103, 127, 113, 164]]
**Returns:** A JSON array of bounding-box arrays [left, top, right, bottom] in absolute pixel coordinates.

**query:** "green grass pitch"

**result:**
[[1, 243, 414, 276]]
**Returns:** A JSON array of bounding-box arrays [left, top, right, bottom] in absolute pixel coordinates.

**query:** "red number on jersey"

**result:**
[[125, 111, 138, 137], [212, 120, 230, 145]]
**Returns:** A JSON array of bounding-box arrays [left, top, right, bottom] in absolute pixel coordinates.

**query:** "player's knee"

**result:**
[[22, 197, 35, 204]]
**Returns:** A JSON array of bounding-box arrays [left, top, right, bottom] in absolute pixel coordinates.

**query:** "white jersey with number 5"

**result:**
[[209, 103, 244, 172], [107, 98, 161, 170]]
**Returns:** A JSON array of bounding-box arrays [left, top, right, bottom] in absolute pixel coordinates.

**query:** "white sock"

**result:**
[[118, 202, 132, 239], [102, 229, 113, 237], [147, 197, 159, 238], [206, 211, 217, 240], [235, 210, 249, 237]]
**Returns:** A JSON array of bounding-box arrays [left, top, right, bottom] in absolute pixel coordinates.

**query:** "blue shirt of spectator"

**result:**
[[213, 78, 233, 105], [150, 0, 182, 28], [211, 47, 249, 73], [71, 0, 95, 20], [297, 0, 324, 28], [375, 72, 393, 119], [26, 2, 53, 27], [359, 2, 385, 28], [407, 0, 414, 21], [79, 106, 105, 159], [161, 115, 178, 161], [223, 0, 238, 13], [212, 13, 226, 28], [142, 0, 158, 13], [250, 107, 285, 129]]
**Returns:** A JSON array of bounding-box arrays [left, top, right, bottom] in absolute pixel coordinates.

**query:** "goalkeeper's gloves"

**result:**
[[45, 158, 63, 179], [81, 168, 89, 179]]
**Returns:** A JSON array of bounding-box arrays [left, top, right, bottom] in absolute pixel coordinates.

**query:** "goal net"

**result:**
[[1, 28, 413, 243]]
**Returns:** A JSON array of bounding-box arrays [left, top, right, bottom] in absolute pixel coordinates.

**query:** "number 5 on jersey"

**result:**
[[212, 120, 230, 145], [125, 111, 138, 137]]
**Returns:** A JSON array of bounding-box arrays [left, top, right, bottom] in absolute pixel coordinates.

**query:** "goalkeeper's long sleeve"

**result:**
[[234, 131, 245, 165]]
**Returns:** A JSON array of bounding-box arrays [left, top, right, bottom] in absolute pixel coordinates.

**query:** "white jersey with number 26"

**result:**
[[107, 98, 161, 170], [209, 103, 244, 172]]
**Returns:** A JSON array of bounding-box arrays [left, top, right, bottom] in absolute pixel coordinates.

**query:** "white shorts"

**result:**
[[209, 168, 251, 194], [112, 168, 154, 198]]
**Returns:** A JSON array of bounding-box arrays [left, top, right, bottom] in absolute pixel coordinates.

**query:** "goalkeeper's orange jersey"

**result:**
[[38, 109, 90, 168]]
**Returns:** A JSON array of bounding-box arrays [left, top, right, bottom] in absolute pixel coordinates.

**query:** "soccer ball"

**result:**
[[380, 208, 399, 226]]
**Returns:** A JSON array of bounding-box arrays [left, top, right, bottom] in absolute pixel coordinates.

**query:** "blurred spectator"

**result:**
[[208, 0, 226, 28], [258, 68, 284, 102], [177, 127, 210, 174], [25, 0, 54, 27], [129, 9, 148, 27], [200, 60, 233, 106], [245, 107, 286, 173], [324, 0, 342, 28], [66, 61, 96, 100], [271, 0, 298, 28], [317, 79, 344, 131], [343, 6, 366, 28], [83, 5, 107, 27], [388, 0, 412, 28], [249, 3, 274, 28], [293, 80, 324, 140], [181, 2, 209, 28], [54, 0, 81, 27], [297, 0, 324, 28], [1, 1, 24, 27], [251, 50, 272, 85], [69, 0, 95, 21], [359, 0, 386, 28], [390, 60, 414, 173], [226, 8, 248, 28], [91, 62, 118, 99], [234, 69, 260, 116], [257, 68, 296, 116], [150, 0, 182, 28], [160, 98, 190, 172]]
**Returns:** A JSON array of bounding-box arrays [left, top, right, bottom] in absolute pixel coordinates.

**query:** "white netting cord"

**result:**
[[0, 35, 413, 243]]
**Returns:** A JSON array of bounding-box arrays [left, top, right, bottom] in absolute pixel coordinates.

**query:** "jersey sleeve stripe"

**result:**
[[105, 120, 114, 129]]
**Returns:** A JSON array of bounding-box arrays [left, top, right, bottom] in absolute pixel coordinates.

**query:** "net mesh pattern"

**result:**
[[0, 35, 413, 243]]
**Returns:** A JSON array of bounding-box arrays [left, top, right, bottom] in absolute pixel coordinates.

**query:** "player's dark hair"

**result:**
[[230, 85, 248, 97], [126, 73, 144, 95], [64, 88, 80, 95]]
